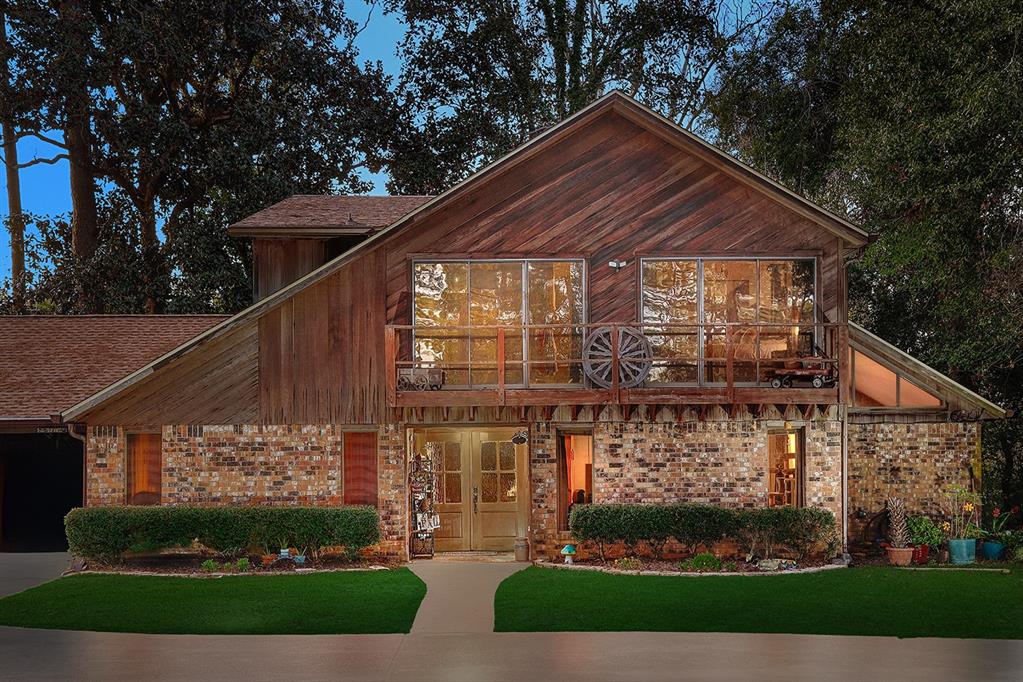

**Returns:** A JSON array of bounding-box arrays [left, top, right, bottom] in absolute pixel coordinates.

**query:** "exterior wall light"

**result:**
[[608, 259, 628, 270]]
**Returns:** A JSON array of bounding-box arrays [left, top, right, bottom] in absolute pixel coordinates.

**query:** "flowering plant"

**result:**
[[942, 485, 982, 540], [984, 506, 1018, 543]]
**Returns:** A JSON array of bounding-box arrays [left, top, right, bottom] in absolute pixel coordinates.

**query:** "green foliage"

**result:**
[[907, 516, 945, 547], [612, 556, 642, 571], [386, 0, 785, 194], [569, 503, 838, 560], [235, 558, 250, 573], [711, 0, 1023, 513], [200, 560, 218, 573], [680, 552, 722, 573], [4, 0, 395, 313], [65, 506, 381, 563]]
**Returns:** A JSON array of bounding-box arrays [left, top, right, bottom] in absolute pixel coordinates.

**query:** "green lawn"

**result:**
[[494, 566, 1023, 639], [0, 569, 426, 634]]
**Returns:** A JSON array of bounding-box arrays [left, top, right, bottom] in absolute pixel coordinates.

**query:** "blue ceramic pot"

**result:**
[[982, 541, 1005, 561], [948, 538, 977, 565]]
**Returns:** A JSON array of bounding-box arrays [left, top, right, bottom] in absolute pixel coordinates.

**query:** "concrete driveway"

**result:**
[[0, 553, 68, 597], [0, 627, 1021, 681]]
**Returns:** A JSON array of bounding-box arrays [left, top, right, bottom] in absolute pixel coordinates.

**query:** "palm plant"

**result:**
[[887, 497, 910, 549]]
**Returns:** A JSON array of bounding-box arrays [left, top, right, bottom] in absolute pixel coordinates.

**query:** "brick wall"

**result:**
[[85, 424, 407, 558], [529, 419, 844, 560], [848, 421, 978, 542]]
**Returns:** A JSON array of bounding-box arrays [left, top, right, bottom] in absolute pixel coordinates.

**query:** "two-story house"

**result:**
[[59, 92, 1005, 560]]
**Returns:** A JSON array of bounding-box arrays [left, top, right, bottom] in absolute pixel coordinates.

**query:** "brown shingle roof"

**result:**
[[0, 315, 227, 421], [227, 195, 434, 237]]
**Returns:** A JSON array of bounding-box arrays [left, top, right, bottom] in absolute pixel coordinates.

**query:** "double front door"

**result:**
[[412, 427, 527, 552]]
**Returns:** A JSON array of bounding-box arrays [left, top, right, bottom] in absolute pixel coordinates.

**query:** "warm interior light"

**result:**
[[788, 457, 797, 471], [787, 432, 797, 454]]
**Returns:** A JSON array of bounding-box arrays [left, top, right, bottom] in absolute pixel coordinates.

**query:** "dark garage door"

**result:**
[[0, 433, 83, 552]]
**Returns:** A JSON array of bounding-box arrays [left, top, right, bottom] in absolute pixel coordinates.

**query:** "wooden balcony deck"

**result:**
[[385, 322, 848, 409]]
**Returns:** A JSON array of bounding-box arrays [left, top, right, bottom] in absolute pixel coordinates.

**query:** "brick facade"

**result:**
[[84, 417, 980, 562], [847, 421, 978, 542], [529, 419, 844, 560], [85, 424, 406, 558]]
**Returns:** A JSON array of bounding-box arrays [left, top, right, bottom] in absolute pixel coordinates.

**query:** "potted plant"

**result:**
[[884, 497, 914, 566], [943, 485, 982, 565], [982, 506, 1017, 560], [907, 516, 943, 564]]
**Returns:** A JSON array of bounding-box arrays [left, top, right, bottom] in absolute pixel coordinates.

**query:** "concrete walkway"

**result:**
[[1, 627, 1020, 681], [409, 559, 527, 633], [0, 553, 69, 598]]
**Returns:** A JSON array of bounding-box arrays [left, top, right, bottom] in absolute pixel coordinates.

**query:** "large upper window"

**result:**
[[413, 260, 585, 387], [642, 258, 816, 385]]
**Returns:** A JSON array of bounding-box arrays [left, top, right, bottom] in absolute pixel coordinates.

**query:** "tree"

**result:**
[[385, 0, 784, 194], [710, 0, 1023, 510], [5, 0, 396, 313]]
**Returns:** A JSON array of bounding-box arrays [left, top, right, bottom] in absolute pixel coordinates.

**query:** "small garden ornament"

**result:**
[[561, 544, 576, 564], [885, 497, 914, 566]]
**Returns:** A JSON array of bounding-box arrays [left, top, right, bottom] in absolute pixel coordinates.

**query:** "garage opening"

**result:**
[[0, 433, 83, 552]]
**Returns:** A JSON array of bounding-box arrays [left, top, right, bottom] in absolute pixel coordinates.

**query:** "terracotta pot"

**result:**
[[886, 546, 914, 566]]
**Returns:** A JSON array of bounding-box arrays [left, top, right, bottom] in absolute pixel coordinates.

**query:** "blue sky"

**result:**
[[0, 1, 404, 278]]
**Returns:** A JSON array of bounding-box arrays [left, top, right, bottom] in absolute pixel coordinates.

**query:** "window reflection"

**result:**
[[642, 258, 816, 385], [413, 260, 584, 387]]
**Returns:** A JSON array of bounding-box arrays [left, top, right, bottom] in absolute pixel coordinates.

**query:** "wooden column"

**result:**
[[836, 239, 851, 406]]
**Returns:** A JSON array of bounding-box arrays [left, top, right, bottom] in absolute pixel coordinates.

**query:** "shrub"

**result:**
[[200, 559, 218, 573], [907, 515, 945, 547], [569, 503, 837, 562], [680, 552, 722, 572], [236, 557, 250, 572], [672, 505, 734, 552], [65, 506, 381, 563]]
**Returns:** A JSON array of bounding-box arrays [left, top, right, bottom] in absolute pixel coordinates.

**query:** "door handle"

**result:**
[[472, 484, 479, 514]]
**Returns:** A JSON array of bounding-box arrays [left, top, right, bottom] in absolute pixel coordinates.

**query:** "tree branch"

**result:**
[[16, 153, 70, 168]]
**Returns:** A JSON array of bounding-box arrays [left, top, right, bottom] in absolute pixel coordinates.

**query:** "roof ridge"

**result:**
[[0, 314, 229, 319]]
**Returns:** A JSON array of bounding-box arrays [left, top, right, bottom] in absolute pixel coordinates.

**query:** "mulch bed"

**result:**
[[74, 553, 402, 576], [549, 556, 836, 575]]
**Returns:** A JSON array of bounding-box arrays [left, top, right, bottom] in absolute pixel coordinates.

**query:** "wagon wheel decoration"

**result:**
[[582, 326, 653, 389]]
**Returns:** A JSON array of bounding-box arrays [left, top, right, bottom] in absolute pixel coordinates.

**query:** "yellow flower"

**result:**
[[942, 522, 951, 531], [963, 502, 975, 512]]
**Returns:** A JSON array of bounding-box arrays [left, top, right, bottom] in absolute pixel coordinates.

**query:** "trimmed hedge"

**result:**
[[569, 503, 838, 560], [65, 506, 380, 562]]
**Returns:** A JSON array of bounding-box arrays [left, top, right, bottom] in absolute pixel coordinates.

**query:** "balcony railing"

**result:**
[[385, 322, 846, 407]]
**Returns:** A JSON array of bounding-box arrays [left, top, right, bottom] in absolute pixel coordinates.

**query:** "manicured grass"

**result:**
[[494, 566, 1023, 639], [0, 569, 426, 634]]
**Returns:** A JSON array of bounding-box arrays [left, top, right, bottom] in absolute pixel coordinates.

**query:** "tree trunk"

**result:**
[[139, 201, 161, 313], [65, 88, 98, 264], [0, 15, 25, 310]]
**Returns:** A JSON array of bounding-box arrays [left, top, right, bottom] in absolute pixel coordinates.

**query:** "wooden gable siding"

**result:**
[[253, 238, 328, 301], [84, 322, 259, 426], [382, 111, 843, 327], [258, 249, 387, 424]]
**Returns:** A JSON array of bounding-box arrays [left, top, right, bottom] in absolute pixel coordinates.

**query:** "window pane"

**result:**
[[527, 261, 584, 385], [768, 431, 801, 507], [414, 262, 469, 385], [469, 262, 524, 386], [853, 350, 898, 406], [127, 433, 161, 506], [703, 261, 757, 383], [642, 260, 698, 383], [343, 431, 378, 507], [899, 378, 942, 408], [759, 260, 815, 323], [558, 434, 593, 531]]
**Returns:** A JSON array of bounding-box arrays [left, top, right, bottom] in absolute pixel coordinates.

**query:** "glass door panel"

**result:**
[[642, 260, 698, 384], [527, 261, 584, 385], [703, 260, 757, 383], [469, 262, 524, 386]]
